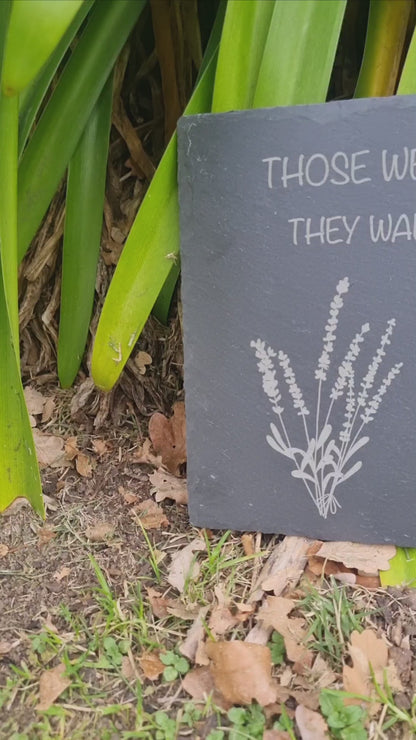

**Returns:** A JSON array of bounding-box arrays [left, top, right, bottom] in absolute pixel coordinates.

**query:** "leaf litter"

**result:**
[[0, 397, 413, 738]]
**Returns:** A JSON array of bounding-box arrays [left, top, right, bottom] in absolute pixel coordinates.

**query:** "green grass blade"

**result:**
[[355, 0, 411, 98], [212, 0, 274, 112], [254, 0, 346, 107], [0, 91, 19, 360], [91, 53, 218, 391], [18, 0, 145, 261], [377, 25, 416, 586], [58, 72, 113, 388], [18, 0, 94, 157], [0, 263, 43, 516], [2, 0, 83, 96]]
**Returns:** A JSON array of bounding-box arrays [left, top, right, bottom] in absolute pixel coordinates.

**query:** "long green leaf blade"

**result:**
[[18, 0, 145, 261], [377, 23, 416, 586], [91, 54, 218, 391], [0, 264, 43, 516], [0, 91, 19, 358], [254, 0, 346, 107], [58, 72, 113, 388], [18, 0, 94, 156], [0, 0, 11, 79], [212, 0, 274, 112]]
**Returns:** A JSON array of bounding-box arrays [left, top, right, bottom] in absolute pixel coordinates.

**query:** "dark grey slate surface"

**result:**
[[177, 95, 416, 545]]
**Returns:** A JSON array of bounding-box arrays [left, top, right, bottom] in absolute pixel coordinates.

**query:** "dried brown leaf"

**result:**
[[121, 654, 137, 680], [134, 438, 162, 467], [38, 527, 56, 547], [119, 486, 139, 505], [149, 468, 188, 505], [85, 522, 115, 542], [0, 640, 19, 656], [149, 401, 186, 474], [53, 566, 70, 581], [167, 537, 206, 592], [92, 439, 109, 457], [263, 731, 291, 740], [134, 499, 169, 530], [41, 397, 55, 423], [251, 536, 311, 601], [343, 629, 388, 707], [64, 436, 79, 461], [24, 386, 46, 416], [134, 351, 152, 375], [139, 651, 164, 680], [180, 607, 209, 661], [0, 544, 9, 558], [146, 587, 175, 618], [241, 533, 255, 556], [206, 641, 277, 706], [33, 429, 66, 468], [315, 541, 396, 575], [182, 666, 215, 701], [37, 663, 70, 710], [256, 596, 312, 664], [75, 453, 93, 478], [295, 705, 328, 740]]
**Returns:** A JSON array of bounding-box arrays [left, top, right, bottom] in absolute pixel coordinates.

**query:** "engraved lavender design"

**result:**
[[251, 277, 403, 518]]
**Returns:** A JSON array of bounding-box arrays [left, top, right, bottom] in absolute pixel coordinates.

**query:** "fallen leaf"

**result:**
[[139, 651, 164, 680], [295, 704, 328, 740], [92, 439, 109, 457], [119, 486, 139, 505], [75, 453, 93, 478], [241, 533, 255, 556], [135, 350, 152, 375], [149, 468, 188, 505], [149, 401, 186, 474], [0, 640, 19, 656], [41, 397, 55, 423], [64, 436, 79, 461], [180, 607, 209, 661], [53, 566, 71, 581], [182, 666, 216, 701], [33, 429, 66, 468], [146, 587, 175, 618], [134, 438, 162, 466], [343, 629, 388, 708], [209, 587, 239, 636], [38, 527, 56, 547], [263, 731, 291, 740], [85, 522, 115, 542], [24, 386, 46, 416], [121, 654, 137, 680], [133, 499, 169, 530], [37, 663, 70, 710], [206, 641, 277, 706], [315, 541, 396, 575], [167, 537, 206, 592], [0, 544, 9, 558], [256, 596, 312, 665]]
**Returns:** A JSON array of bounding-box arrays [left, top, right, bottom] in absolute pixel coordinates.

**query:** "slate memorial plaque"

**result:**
[[177, 95, 416, 545]]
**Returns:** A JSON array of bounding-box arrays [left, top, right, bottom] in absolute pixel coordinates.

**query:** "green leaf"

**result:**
[[320, 690, 344, 717], [163, 666, 178, 682], [2, 0, 83, 96], [18, 1, 94, 156], [268, 631, 286, 665], [254, 0, 347, 107], [212, 0, 275, 112], [91, 49, 219, 390], [380, 547, 416, 587], [0, 1, 12, 81], [0, 263, 43, 515], [18, 0, 146, 261], [58, 71, 113, 388]]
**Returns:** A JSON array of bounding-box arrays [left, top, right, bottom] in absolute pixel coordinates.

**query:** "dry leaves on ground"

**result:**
[[131, 499, 169, 529], [64, 437, 93, 478], [257, 596, 312, 666], [149, 401, 186, 474], [85, 522, 115, 542], [149, 468, 188, 505], [343, 629, 388, 709], [167, 537, 206, 592], [295, 704, 328, 740], [33, 429, 66, 468], [37, 663, 70, 711], [0, 544, 9, 558], [133, 438, 162, 467], [206, 641, 277, 706], [139, 651, 165, 680], [313, 541, 396, 575], [134, 350, 152, 375]]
